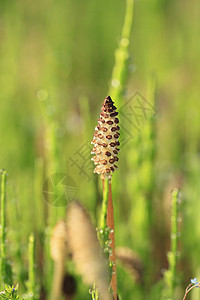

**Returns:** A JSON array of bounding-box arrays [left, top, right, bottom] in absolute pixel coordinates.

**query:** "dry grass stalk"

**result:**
[[50, 220, 68, 300], [66, 201, 111, 300]]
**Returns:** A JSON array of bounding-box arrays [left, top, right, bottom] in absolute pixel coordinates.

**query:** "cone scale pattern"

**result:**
[[91, 96, 120, 179]]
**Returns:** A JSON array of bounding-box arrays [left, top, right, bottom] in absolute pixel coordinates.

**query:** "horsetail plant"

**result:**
[[91, 96, 120, 300], [0, 284, 20, 299], [162, 188, 180, 299], [33, 158, 45, 233], [0, 169, 7, 287], [25, 234, 37, 300], [0, 170, 12, 287]]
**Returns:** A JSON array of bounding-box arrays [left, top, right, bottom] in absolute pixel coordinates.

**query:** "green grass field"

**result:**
[[0, 0, 200, 299]]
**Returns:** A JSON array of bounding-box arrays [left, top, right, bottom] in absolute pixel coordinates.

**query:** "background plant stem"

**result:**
[[162, 188, 179, 299], [108, 0, 134, 106], [0, 170, 6, 287], [27, 233, 36, 300], [169, 188, 179, 288]]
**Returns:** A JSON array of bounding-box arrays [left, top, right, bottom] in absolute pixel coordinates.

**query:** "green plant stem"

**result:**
[[108, 0, 134, 106], [145, 73, 157, 238], [122, 0, 135, 39], [100, 179, 109, 231], [100, 179, 117, 299], [0, 170, 6, 286], [169, 188, 179, 282], [27, 233, 36, 300], [44, 226, 53, 293], [33, 158, 45, 232], [182, 283, 199, 300], [162, 188, 179, 300], [91, 282, 99, 300]]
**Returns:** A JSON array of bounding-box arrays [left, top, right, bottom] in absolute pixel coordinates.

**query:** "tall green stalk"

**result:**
[[0, 169, 6, 288], [162, 188, 179, 300], [99, 178, 110, 267], [44, 226, 53, 295], [169, 189, 179, 289], [144, 73, 157, 228], [33, 158, 45, 233], [108, 0, 134, 230], [108, 0, 134, 107], [0, 170, 12, 287], [100, 179, 109, 234], [26, 233, 36, 300]]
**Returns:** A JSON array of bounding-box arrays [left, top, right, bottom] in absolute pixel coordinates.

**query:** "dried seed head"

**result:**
[[66, 201, 111, 300], [50, 220, 68, 263], [91, 96, 120, 179]]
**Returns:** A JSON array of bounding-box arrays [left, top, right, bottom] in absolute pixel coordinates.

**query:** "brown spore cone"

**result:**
[[91, 96, 120, 179]]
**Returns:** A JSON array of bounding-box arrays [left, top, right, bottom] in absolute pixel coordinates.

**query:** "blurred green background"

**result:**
[[0, 0, 200, 299]]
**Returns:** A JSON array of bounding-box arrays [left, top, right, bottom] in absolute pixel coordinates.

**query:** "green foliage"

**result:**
[[0, 0, 200, 299], [0, 284, 21, 300], [89, 283, 99, 300]]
